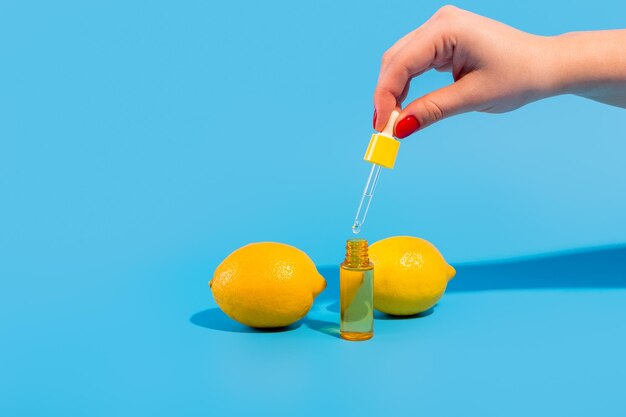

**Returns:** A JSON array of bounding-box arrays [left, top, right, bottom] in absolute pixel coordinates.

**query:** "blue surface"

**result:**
[[5, 246, 626, 416], [2, 0, 626, 416], [1, 0, 626, 266]]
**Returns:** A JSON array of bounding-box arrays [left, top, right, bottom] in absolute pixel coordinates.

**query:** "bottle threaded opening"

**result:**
[[344, 238, 370, 268]]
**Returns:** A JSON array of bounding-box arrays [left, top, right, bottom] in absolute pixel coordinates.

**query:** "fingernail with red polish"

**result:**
[[372, 109, 377, 130], [394, 116, 420, 139]]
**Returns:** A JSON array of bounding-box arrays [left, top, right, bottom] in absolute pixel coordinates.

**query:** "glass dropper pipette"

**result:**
[[352, 110, 401, 234], [352, 164, 382, 234]]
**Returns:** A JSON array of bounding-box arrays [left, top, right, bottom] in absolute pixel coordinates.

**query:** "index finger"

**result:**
[[373, 19, 449, 131]]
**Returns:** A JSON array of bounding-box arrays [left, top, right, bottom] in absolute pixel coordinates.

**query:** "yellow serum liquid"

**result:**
[[340, 239, 374, 341]]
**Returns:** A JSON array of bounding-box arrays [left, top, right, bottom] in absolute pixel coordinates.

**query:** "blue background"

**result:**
[[1, 0, 625, 416]]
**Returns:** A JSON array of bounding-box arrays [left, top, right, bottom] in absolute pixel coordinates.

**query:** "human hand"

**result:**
[[373, 5, 626, 138]]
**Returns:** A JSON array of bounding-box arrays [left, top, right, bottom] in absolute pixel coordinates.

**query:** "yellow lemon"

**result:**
[[370, 236, 456, 316], [210, 242, 326, 328]]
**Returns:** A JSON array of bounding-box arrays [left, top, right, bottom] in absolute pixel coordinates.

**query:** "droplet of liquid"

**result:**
[[352, 222, 361, 234]]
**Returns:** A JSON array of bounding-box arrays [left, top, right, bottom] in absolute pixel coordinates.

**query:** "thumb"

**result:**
[[394, 77, 478, 138]]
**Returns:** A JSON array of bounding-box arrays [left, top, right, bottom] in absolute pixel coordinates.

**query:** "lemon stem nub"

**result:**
[[446, 264, 456, 281]]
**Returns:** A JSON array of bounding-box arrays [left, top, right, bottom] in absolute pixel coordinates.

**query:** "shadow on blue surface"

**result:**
[[324, 300, 435, 320], [449, 244, 626, 292], [190, 308, 340, 336], [314, 264, 434, 323], [302, 318, 340, 339], [318, 244, 626, 295], [190, 308, 301, 333], [191, 245, 626, 334]]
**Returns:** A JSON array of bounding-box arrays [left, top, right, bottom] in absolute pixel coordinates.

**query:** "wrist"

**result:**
[[537, 34, 578, 97], [541, 30, 626, 97]]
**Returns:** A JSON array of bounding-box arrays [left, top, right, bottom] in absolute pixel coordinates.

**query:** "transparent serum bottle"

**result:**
[[340, 238, 374, 341]]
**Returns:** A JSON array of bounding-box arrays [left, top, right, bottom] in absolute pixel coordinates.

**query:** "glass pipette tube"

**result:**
[[352, 163, 382, 234], [351, 109, 400, 235]]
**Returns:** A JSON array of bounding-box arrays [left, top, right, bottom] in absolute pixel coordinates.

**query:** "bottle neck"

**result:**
[[343, 238, 371, 269]]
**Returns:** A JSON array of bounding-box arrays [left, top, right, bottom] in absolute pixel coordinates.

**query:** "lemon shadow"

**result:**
[[190, 308, 301, 333], [302, 317, 341, 339], [374, 307, 435, 320]]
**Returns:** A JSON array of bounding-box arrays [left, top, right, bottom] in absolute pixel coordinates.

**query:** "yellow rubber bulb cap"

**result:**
[[363, 110, 401, 169]]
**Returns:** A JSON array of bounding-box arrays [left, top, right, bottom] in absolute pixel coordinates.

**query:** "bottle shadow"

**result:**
[[316, 265, 435, 321]]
